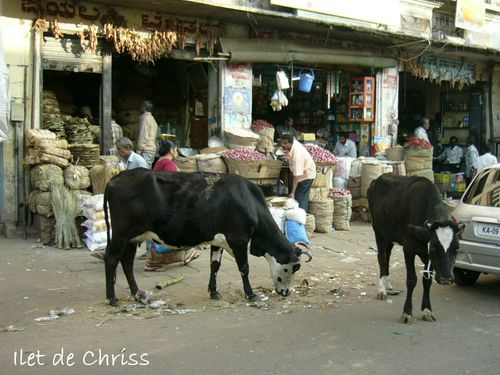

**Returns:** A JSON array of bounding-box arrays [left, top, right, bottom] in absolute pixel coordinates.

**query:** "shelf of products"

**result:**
[[348, 76, 375, 122], [442, 91, 470, 140]]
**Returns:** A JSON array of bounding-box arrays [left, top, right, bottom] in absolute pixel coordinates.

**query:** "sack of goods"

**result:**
[[330, 188, 352, 231], [251, 120, 275, 154], [360, 162, 393, 198], [25, 129, 72, 168], [284, 207, 309, 244], [269, 206, 286, 233], [305, 214, 315, 238], [175, 156, 198, 173], [81, 194, 109, 252], [304, 145, 337, 188], [404, 137, 434, 182], [308, 199, 334, 233], [64, 165, 91, 190], [224, 128, 260, 150], [347, 176, 361, 199], [196, 154, 228, 174], [309, 187, 330, 201], [31, 164, 64, 192]]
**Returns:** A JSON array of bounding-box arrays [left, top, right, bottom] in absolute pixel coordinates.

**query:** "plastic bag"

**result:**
[[276, 71, 290, 90], [285, 220, 310, 244], [285, 207, 307, 225]]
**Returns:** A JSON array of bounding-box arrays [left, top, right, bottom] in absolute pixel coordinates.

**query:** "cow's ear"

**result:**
[[453, 223, 466, 238], [408, 225, 431, 243]]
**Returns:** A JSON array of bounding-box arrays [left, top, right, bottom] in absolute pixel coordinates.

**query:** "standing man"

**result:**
[[275, 116, 298, 141], [434, 136, 463, 173], [414, 117, 430, 143], [279, 133, 316, 211], [333, 132, 357, 158], [477, 144, 498, 173], [465, 136, 479, 184], [136, 100, 158, 169]]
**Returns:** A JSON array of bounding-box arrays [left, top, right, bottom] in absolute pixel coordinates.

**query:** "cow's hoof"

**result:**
[[210, 291, 222, 300], [134, 290, 152, 305], [399, 313, 416, 324], [377, 292, 388, 300], [247, 294, 259, 302], [108, 298, 119, 307], [422, 308, 436, 322]]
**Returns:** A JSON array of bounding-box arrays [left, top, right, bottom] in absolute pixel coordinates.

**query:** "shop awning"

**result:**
[[220, 38, 397, 68]]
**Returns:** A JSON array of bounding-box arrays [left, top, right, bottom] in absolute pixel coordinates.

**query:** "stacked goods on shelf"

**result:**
[[330, 188, 352, 231], [24, 129, 72, 168], [69, 144, 100, 168], [224, 128, 260, 150], [404, 137, 434, 182], [308, 199, 334, 233], [51, 184, 83, 249], [223, 149, 281, 185], [251, 120, 275, 154], [63, 115, 93, 144], [42, 91, 65, 138], [81, 195, 108, 252]]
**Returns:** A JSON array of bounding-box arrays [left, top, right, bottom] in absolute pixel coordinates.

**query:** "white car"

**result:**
[[451, 164, 500, 285]]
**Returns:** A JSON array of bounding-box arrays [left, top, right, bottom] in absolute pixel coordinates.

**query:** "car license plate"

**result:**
[[475, 223, 500, 239]]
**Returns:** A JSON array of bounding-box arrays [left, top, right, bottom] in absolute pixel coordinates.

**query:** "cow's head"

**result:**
[[409, 221, 465, 284], [265, 242, 312, 297]]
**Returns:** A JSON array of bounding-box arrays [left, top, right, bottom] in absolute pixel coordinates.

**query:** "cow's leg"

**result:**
[[420, 256, 436, 322], [375, 233, 394, 300], [104, 241, 126, 306], [121, 243, 140, 298], [208, 246, 223, 300], [231, 241, 258, 301], [400, 249, 417, 324]]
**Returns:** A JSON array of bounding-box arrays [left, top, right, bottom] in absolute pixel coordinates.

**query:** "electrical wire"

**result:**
[[399, 40, 432, 62]]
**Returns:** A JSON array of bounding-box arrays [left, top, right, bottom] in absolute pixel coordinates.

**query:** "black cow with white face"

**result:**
[[103, 169, 311, 306], [368, 175, 464, 323]]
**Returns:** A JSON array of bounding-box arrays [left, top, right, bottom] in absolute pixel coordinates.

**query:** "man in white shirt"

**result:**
[[434, 136, 463, 173], [333, 132, 357, 158], [414, 117, 430, 143], [477, 145, 498, 173]]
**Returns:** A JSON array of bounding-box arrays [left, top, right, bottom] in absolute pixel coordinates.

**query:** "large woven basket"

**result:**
[[223, 157, 282, 185]]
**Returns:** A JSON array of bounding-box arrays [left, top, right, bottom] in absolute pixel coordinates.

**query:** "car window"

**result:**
[[464, 168, 500, 207]]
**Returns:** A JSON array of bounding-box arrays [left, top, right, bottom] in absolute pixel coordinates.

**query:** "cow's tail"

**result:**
[[104, 185, 111, 245]]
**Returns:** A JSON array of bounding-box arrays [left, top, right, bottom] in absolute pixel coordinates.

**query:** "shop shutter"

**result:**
[[42, 37, 104, 73]]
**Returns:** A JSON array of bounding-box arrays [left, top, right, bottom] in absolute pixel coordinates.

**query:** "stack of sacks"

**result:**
[[24, 129, 72, 168], [81, 195, 109, 252]]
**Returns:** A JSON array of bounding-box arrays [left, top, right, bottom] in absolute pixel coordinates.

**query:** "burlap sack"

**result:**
[[196, 154, 228, 174], [308, 199, 334, 233], [333, 195, 352, 231], [404, 148, 433, 173], [407, 169, 435, 182], [305, 214, 315, 238]]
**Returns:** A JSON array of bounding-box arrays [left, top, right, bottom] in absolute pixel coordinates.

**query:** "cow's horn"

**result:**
[[295, 242, 312, 262]]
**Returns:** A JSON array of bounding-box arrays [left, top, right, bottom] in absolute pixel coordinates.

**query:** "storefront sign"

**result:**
[[455, 0, 485, 32], [270, 0, 400, 26], [20, 0, 223, 33], [419, 56, 476, 85]]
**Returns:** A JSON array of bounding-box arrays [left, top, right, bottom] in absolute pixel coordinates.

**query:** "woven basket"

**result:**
[[223, 157, 282, 185], [149, 246, 195, 265], [224, 131, 259, 149]]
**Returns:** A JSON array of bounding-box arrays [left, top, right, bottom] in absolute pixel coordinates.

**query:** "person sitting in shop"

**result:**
[[333, 132, 357, 158], [153, 140, 179, 172], [136, 100, 158, 169], [434, 136, 463, 173], [279, 133, 316, 211], [414, 117, 430, 143], [275, 116, 298, 141], [477, 144, 498, 173]]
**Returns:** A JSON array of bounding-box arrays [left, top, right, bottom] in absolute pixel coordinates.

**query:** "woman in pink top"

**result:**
[[153, 140, 179, 172]]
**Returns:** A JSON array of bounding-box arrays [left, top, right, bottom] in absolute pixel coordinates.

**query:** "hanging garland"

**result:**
[[32, 17, 222, 63]]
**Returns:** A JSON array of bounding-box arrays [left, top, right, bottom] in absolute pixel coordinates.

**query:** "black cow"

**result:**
[[103, 169, 311, 306], [368, 175, 464, 323]]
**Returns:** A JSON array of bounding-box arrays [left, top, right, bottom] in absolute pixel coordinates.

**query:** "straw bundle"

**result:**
[[51, 184, 83, 249], [89, 165, 114, 194], [64, 117, 93, 144], [28, 190, 53, 218], [31, 164, 64, 192]]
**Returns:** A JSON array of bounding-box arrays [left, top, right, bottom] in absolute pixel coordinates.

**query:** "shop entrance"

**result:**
[[111, 55, 209, 149]]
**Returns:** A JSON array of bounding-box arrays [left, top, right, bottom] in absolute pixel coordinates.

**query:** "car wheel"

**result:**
[[453, 268, 480, 286]]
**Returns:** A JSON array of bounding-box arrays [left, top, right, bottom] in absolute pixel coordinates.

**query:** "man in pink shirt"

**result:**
[[280, 133, 317, 211]]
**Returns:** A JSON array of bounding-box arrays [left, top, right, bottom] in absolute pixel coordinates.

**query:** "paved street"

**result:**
[[1, 222, 500, 375]]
